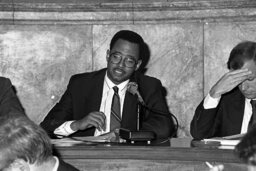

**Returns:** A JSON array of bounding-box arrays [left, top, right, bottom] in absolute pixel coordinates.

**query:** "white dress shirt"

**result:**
[[203, 93, 253, 134], [54, 72, 129, 136]]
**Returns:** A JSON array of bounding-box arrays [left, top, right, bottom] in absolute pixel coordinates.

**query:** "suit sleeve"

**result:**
[[0, 78, 25, 116], [190, 99, 223, 140], [140, 79, 175, 139], [40, 77, 74, 135]]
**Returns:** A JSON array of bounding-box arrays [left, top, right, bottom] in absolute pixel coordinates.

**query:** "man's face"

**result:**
[[106, 39, 141, 85], [238, 60, 256, 99]]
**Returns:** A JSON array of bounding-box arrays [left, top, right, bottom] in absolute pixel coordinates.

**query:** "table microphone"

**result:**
[[119, 82, 155, 144], [127, 82, 144, 130], [127, 82, 173, 118], [127, 82, 145, 106], [126, 82, 179, 138]]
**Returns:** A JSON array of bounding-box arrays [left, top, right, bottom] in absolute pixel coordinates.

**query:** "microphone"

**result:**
[[127, 82, 179, 138], [127, 82, 171, 117], [127, 82, 144, 130], [119, 82, 155, 144], [127, 82, 145, 106], [122, 82, 178, 142]]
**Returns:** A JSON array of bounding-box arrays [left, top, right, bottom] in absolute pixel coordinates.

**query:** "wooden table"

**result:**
[[53, 138, 247, 171]]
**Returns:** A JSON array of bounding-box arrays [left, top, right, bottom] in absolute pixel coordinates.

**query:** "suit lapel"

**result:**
[[228, 88, 245, 133], [121, 73, 139, 131], [85, 69, 106, 112], [235, 91, 246, 132], [121, 88, 138, 131], [79, 69, 105, 135]]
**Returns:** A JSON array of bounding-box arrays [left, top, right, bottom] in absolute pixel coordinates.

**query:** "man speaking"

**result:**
[[41, 30, 175, 139]]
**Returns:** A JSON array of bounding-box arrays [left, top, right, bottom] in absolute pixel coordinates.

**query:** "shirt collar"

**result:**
[[105, 72, 129, 93], [246, 98, 256, 102], [52, 156, 59, 171]]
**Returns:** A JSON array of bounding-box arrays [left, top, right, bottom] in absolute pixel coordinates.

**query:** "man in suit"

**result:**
[[40, 30, 175, 139], [0, 77, 24, 116], [0, 114, 79, 171], [191, 41, 256, 140]]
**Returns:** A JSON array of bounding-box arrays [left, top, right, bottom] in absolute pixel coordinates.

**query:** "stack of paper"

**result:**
[[202, 134, 244, 149], [203, 138, 240, 146]]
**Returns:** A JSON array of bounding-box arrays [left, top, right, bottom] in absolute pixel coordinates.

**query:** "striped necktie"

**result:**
[[110, 86, 121, 131], [248, 100, 256, 131]]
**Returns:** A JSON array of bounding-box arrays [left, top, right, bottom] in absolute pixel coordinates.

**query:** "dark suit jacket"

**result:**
[[0, 77, 25, 116], [41, 68, 174, 139], [58, 159, 80, 171], [190, 87, 245, 139]]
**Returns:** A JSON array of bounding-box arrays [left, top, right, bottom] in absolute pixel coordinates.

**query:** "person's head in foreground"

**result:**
[[209, 124, 256, 171], [0, 114, 55, 171], [235, 125, 256, 171]]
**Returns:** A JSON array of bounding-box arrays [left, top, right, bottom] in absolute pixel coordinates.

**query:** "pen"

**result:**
[[205, 161, 213, 169]]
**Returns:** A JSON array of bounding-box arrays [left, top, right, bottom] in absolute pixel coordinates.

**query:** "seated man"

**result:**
[[0, 114, 79, 171], [40, 30, 175, 139], [191, 41, 256, 139], [0, 77, 24, 116]]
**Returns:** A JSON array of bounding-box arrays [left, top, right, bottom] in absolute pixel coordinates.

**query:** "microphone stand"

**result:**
[[119, 100, 179, 143], [136, 102, 141, 131], [120, 81, 178, 143]]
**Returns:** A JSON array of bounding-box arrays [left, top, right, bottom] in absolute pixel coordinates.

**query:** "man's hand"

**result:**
[[209, 164, 224, 171], [210, 69, 253, 98], [99, 129, 126, 142], [70, 111, 106, 132]]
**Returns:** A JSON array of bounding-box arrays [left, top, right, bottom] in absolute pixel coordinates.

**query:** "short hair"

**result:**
[[0, 114, 52, 166], [235, 125, 256, 165], [110, 30, 145, 60], [227, 41, 256, 70]]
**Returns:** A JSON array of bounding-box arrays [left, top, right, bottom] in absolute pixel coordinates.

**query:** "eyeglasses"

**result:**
[[109, 53, 138, 68]]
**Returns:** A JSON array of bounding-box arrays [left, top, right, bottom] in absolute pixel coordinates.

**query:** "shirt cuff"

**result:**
[[203, 93, 221, 109], [54, 121, 76, 136]]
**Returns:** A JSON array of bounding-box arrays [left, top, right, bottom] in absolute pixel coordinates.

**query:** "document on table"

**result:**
[[202, 133, 244, 146], [51, 136, 110, 146], [51, 132, 116, 146], [72, 136, 112, 142], [222, 133, 245, 140], [203, 138, 240, 146]]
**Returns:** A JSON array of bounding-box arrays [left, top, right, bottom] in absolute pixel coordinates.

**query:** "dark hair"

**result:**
[[235, 125, 256, 164], [110, 30, 145, 60], [227, 41, 256, 70], [0, 114, 52, 166]]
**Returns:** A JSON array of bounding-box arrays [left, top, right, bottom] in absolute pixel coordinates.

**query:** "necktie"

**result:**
[[248, 100, 256, 130], [110, 86, 121, 131]]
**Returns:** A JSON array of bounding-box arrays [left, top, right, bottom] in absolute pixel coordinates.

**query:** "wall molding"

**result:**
[[0, 0, 256, 24]]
